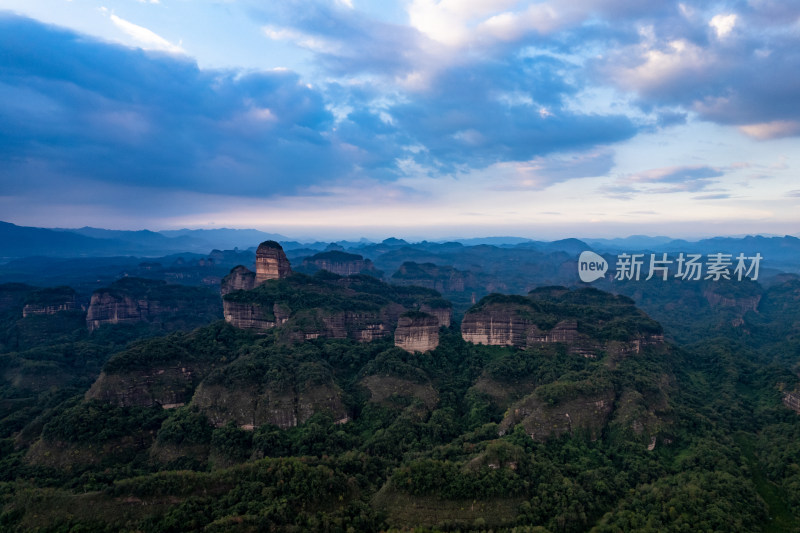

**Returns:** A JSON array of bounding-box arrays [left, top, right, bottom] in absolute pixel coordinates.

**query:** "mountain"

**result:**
[[2, 263, 800, 531]]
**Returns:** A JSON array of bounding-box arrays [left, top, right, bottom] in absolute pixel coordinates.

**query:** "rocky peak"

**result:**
[[220, 265, 256, 295], [255, 241, 292, 283]]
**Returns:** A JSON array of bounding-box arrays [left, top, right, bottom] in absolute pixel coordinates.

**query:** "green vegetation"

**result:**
[[0, 281, 799, 532]]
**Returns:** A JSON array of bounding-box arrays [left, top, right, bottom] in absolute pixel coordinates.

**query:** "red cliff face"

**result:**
[[394, 314, 440, 353], [222, 300, 289, 331], [461, 304, 530, 347], [220, 265, 256, 296], [255, 241, 292, 283], [419, 303, 452, 328], [461, 299, 663, 357], [86, 293, 155, 331]]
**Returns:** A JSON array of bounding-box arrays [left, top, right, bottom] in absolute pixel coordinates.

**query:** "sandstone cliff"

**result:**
[[220, 265, 256, 295], [394, 312, 440, 353], [461, 288, 663, 356], [86, 278, 222, 332], [22, 286, 78, 317], [301, 250, 379, 277], [222, 271, 448, 343], [255, 240, 292, 283]]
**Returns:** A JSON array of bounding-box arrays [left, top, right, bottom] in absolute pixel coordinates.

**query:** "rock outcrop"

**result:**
[[22, 287, 78, 317], [391, 262, 473, 293], [395, 312, 440, 353], [255, 241, 292, 283], [222, 301, 289, 332], [419, 302, 452, 328], [222, 270, 448, 342], [86, 278, 222, 332], [86, 292, 160, 331], [461, 288, 664, 356], [461, 304, 529, 347], [220, 265, 256, 295], [302, 250, 378, 276]]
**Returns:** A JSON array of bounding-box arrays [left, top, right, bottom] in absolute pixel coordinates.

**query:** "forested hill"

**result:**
[[0, 279, 799, 531]]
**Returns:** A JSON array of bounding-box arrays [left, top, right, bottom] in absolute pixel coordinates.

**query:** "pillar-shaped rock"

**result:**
[[255, 241, 292, 283]]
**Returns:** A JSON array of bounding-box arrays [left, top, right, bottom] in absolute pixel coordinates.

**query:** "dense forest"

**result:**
[[0, 264, 799, 531]]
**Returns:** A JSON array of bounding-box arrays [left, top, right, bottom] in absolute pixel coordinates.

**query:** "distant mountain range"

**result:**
[[1, 221, 798, 269], [0, 221, 287, 259]]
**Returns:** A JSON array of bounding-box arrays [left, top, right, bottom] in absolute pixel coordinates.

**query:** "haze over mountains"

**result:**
[[2, 220, 799, 263]]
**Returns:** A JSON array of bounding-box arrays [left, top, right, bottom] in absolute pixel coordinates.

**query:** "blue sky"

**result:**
[[1, 0, 798, 240]]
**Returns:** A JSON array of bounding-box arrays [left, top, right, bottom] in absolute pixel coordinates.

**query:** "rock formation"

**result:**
[[394, 312, 440, 353], [86, 292, 158, 331], [419, 302, 452, 328], [22, 287, 78, 317], [86, 278, 222, 332], [461, 302, 530, 347], [461, 289, 664, 356], [391, 262, 473, 293], [302, 250, 378, 276], [220, 265, 256, 295], [222, 301, 290, 332], [255, 241, 292, 283]]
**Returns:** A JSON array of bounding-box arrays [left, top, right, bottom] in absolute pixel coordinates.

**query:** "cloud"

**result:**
[[109, 14, 184, 54], [596, 2, 800, 138], [693, 193, 731, 200], [487, 149, 616, 190], [602, 164, 726, 198], [0, 14, 347, 199], [709, 13, 737, 39], [738, 120, 800, 140]]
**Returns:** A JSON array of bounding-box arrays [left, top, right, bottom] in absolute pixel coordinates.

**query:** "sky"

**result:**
[[0, 0, 799, 240]]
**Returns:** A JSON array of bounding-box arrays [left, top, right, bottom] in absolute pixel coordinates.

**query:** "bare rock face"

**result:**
[[302, 250, 378, 276], [395, 313, 440, 353], [462, 290, 664, 357], [86, 292, 156, 332], [419, 302, 452, 328], [461, 305, 530, 347], [222, 300, 289, 331], [255, 241, 292, 283], [85, 278, 222, 332], [21, 286, 79, 317], [220, 265, 256, 296]]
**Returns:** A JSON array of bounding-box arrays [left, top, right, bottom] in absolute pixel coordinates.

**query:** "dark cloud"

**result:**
[[592, 1, 800, 135], [0, 14, 347, 197]]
